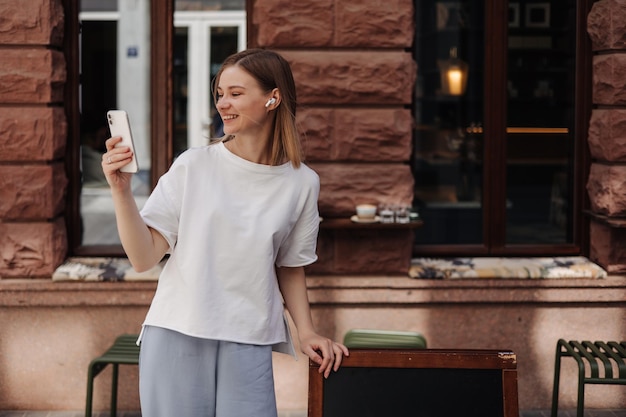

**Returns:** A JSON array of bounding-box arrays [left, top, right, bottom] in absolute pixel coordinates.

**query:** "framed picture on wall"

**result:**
[[525, 3, 550, 28], [436, 2, 465, 30], [509, 3, 520, 28]]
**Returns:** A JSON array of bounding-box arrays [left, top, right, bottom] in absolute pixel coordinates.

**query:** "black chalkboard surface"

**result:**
[[308, 349, 518, 417]]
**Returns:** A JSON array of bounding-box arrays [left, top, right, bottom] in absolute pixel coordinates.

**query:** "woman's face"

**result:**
[[216, 65, 273, 138]]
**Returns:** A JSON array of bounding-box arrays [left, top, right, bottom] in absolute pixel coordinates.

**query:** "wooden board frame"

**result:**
[[308, 348, 519, 417]]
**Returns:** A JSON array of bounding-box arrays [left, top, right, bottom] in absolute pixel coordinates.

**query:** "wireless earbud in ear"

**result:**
[[265, 98, 277, 108]]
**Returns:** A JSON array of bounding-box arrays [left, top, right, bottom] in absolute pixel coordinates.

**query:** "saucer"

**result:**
[[350, 215, 381, 224]]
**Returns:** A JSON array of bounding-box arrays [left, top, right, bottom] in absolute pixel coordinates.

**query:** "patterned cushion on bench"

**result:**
[[52, 257, 162, 281], [409, 256, 607, 279]]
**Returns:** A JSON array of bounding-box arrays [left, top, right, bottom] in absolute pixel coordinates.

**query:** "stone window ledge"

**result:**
[[0, 279, 157, 307], [2, 274, 625, 308], [1, 256, 620, 308], [306, 274, 626, 305]]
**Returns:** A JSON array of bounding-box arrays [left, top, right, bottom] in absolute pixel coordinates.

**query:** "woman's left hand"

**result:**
[[299, 332, 349, 378]]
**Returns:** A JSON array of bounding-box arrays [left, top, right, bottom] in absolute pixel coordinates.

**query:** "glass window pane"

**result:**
[[173, 26, 189, 157], [175, 0, 245, 11], [79, 0, 151, 246], [209, 26, 240, 137], [173, 9, 245, 153], [505, 1, 576, 244], [81, 0, 117, 12], [413, 0, 484, 245]]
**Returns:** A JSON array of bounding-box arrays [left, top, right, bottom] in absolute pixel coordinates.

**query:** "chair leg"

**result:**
[[576, 370, 585, 417], [551, 346, 563, 417], [111, 363, 119, 417], [85, 364, 96, 417]]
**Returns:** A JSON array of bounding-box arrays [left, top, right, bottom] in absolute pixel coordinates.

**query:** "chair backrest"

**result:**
[[343, 329, 427, 349]]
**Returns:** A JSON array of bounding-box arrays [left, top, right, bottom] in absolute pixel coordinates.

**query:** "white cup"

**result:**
[[356, 204, 377, 220]]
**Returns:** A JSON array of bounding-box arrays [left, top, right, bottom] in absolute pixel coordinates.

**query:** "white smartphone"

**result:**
[[106, 110, 139, 173]]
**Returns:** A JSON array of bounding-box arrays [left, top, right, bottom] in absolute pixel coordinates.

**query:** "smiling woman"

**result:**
[[99, 47, 349, 417], [212, 49, 302, 167], [216, 65, 280, 154]]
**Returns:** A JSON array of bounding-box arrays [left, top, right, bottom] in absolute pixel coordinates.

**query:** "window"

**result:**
[[173, 10, 246, 156], [67, 0, 245, 255], [412, 0, 590, 256], [78, 1, 152, 249]]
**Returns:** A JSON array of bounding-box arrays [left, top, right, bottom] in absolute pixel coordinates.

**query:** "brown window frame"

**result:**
[[411, 0, 594, 257]]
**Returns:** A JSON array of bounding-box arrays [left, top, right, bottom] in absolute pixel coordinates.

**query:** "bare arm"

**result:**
[[277, 266, 349, 378], [102, 136, 169, 272]]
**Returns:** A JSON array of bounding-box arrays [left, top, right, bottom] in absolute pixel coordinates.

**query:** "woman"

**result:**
[[102, 48, 349, 417]]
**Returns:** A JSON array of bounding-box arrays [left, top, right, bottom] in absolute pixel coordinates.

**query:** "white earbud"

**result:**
[[265, 98, 277, 108]]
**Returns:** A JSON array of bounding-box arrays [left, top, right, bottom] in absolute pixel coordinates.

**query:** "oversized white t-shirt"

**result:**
[[139, 141, 320, 355]]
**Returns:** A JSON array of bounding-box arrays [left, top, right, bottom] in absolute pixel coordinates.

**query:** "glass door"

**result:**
[[173, 11, 246, 156]]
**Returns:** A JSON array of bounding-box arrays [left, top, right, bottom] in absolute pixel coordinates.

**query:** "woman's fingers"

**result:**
[[301, 334, 350, 378], [102, 136, 133, 171], [332, 343, 349, 371], [313, 340, 349, 378], [318, 342, 334, 378], [105, 136, 123, 151]]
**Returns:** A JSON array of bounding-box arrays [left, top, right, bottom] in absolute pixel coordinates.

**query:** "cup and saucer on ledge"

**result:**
[[351, 204, 380, 223]]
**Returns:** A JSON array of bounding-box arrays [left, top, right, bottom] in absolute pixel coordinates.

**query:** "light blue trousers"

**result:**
[[139, 325, 278, 417]]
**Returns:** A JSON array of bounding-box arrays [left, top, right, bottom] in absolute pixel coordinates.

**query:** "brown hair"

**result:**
[[212, 49, 302, 167]]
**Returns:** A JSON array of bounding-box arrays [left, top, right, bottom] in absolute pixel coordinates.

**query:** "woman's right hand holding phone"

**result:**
[[102, 136, 134, 191], [101, 135, 168, 272]]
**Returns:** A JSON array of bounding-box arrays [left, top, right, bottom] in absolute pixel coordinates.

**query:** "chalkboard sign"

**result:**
[[308, 349, 518, 417]]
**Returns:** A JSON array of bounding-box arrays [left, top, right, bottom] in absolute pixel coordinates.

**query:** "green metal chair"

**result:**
[[85, 334, 141, 417], [343, 329, 427, 349], [551, 339, 626, 417]]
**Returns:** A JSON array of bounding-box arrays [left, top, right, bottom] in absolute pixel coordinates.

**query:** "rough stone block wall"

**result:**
[[252, 0, 415, 274], [0, 0, 67, 278], [586, 0, 626, 273], [589, 221, 626, 273]]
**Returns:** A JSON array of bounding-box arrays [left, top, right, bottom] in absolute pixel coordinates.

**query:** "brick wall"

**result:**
[[586, 0, 626, 273], [1, 0, 624, 277], [251, 0, 417, 274], [0, 0, 68, 278]]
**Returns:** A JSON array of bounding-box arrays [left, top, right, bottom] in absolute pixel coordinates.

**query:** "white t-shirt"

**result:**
[[139, 142, 320, 355]]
